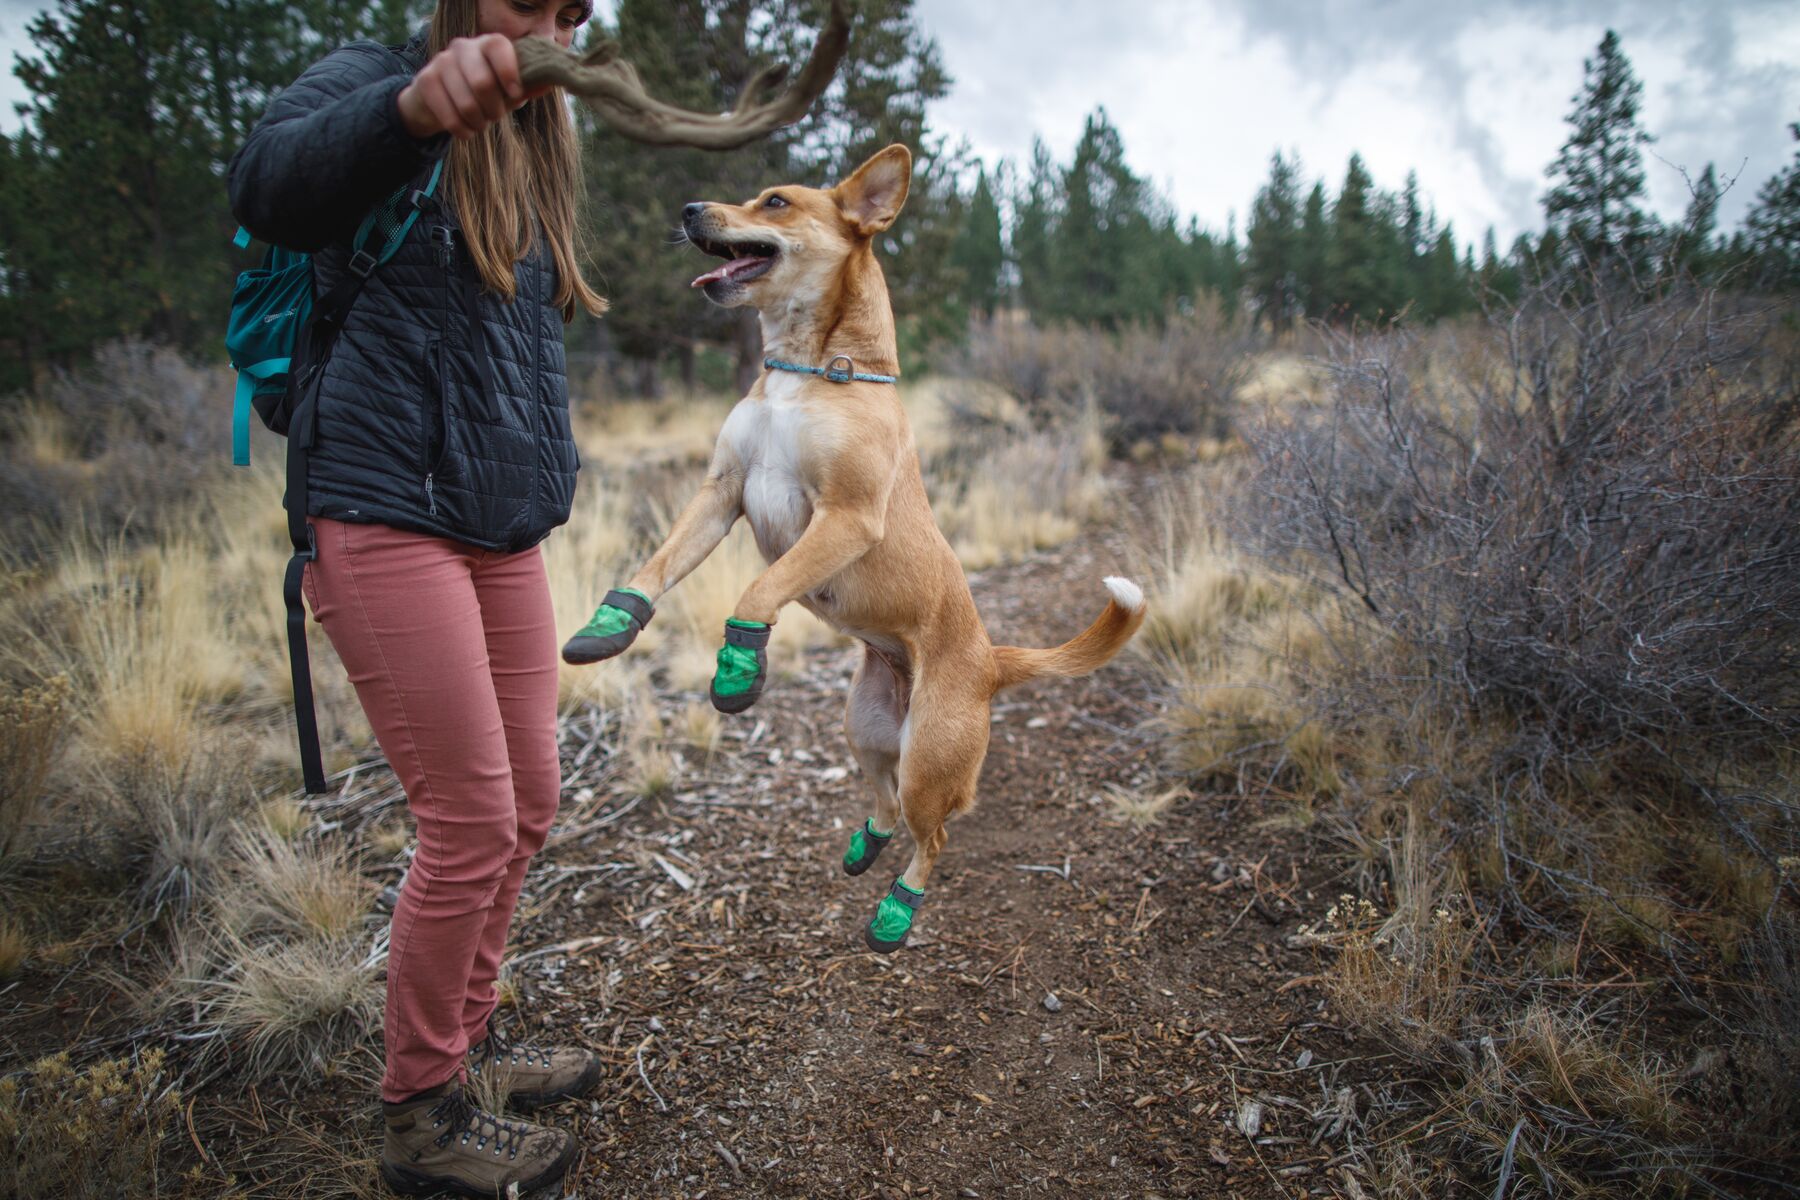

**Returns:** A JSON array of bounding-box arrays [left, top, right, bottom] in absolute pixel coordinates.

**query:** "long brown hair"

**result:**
[[427, 2, 607, 322]]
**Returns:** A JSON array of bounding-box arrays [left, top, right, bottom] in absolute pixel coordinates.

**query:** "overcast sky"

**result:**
[[3, 0, 1796, 247]]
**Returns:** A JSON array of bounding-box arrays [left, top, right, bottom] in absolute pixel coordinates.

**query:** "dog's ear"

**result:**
[[835, 144, 912, 237]]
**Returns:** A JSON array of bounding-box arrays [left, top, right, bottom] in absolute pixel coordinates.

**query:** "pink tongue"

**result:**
[[691, 255, 768, 288]]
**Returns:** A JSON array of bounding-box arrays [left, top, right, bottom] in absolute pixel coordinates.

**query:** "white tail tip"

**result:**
[[1102, 576, 1145, 612]]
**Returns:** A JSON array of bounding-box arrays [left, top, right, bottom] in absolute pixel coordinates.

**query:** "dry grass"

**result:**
[[110, 745, 252, 918], [927, 398, 1109, 571], [541, 468, 638, 711], [197, 929, 382, 1077], [677, 699, 722, 760], [619, 702, 678, 801], [1139, 479, 1346, 797], [1324, 892, 1476, 1059], [0, 912, 28, 978], [0, 673, 72, 865], [221, 824, 369, 942], [1105, 783, 1186, 828]]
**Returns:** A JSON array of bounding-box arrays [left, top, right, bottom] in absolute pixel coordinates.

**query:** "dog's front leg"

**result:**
[[707, 502, 884, 712], [708, 433, 897, 712], [562, 462, 743, 666], [627, 470, 744, 601], [734, 503, 882, 624]]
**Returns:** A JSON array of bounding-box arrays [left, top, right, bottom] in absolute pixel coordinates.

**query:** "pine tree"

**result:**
[[1744, 121, 1800, 292], [1011, 138, 1060, 319], [1666, 162, 1719, 281], [1245, 151, 1302, 330], [1328, 153, 1386, 322], [1296, 180, 1329, 319], [950, 165, 1003, 317], [0, 0, 417, 392], [1542, 29, 1656, 274], [1047, 108, 1163, 326]]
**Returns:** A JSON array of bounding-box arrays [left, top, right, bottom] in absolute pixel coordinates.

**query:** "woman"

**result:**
[[228, 2, 607, 1194]]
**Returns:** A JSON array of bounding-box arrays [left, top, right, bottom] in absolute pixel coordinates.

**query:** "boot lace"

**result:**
[[426, 1090, 532, 1160], [470, 1017, 554, 1072]]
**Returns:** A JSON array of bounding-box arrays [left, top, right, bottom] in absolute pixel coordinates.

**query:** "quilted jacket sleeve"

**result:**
[[227, 41, 451, 252]]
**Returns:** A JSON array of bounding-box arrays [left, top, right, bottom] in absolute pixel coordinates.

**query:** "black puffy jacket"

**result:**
[[227, 27, 578, 553]]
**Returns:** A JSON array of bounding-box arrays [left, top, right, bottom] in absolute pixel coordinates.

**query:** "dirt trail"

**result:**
[[514, 477, 1356, 1199]]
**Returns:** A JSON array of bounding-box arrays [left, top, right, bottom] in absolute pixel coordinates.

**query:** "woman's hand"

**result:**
[[397, 35, 555, 140]]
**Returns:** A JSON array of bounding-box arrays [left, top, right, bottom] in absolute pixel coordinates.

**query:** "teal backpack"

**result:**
[[223, 158, 443, 793], [225, 158, 443, 465]]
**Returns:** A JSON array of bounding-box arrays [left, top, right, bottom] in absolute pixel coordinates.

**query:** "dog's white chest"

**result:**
[[721, 374, 813, 562]]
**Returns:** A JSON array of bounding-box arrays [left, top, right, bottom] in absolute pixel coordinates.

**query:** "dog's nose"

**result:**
[[683, 202, 706, 222]]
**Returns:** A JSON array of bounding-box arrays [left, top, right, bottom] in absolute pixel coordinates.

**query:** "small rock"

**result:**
[[1042, 992, 1063, 1013], [1295, 1048, 1313, 1069], [648, 1016, 665, 1033]]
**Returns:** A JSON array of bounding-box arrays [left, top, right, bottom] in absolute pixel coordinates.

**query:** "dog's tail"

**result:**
[[990, 577, 1147, 693]]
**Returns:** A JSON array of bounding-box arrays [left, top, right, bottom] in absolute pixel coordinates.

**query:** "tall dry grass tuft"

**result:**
[[106, 745, 253, 918], [1139, 480, 1346, 798], [198, 929, 383, 1077], [0, 673, 73, 866], [0, 911, 28, 978], [220, 824, 370, 942]]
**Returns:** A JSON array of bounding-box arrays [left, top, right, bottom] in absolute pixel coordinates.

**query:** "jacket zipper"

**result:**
[[425, 224, 455, 516], [526, 244, 542, 538]]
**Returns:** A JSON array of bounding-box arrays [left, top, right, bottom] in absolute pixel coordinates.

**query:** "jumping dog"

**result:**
[[564, 144, 1146, 951]]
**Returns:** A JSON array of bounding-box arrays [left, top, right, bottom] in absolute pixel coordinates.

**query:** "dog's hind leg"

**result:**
[[863, 672, 988, 952], [841, 646, 906, 876]]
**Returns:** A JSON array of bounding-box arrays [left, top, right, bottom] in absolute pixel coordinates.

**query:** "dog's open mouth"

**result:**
[[689, 235, 779, 289]]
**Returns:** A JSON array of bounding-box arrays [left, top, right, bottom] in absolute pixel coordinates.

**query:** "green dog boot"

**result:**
[[563, 588, 653, 664], [842, 818, 894, 877], [864, 877, 923, 953], [710, 618, 770, 714]]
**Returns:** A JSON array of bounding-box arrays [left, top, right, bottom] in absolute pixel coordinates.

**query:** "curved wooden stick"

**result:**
[[515, 0, 850, 150]]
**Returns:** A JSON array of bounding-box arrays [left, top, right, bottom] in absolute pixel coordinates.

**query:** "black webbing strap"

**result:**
[[283, 387, 326, 794], [886, 878, 924, 910], [280, 174, 433, 795], [723, 621, 771, 649], [602, 588, 654, 629]]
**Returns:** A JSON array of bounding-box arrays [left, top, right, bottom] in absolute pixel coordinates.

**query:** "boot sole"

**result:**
[[380, 1133, 577, 1198], [508, 1056, 604, 1113]]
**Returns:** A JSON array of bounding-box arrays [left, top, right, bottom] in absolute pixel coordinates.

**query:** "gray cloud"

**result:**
[[1216, 0, 1800, 233]]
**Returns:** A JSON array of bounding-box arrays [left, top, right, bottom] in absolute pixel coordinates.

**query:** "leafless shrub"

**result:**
[[1225, 278, 1800, 1193], [946, 301, 1261, 453], [1243, 282, 1800, 930], [0, 339, 228, 553]]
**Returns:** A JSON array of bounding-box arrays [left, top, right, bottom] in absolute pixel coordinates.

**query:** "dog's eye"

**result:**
[[763, 195, 789, 209]]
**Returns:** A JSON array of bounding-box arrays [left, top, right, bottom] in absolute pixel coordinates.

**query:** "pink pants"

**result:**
[[303, 516, 562, 1102]]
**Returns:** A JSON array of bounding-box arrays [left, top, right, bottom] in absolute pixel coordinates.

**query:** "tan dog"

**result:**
[[564, 143, 1146, 951]]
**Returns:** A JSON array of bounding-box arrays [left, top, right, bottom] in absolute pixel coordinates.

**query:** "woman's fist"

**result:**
[[397, 35, 554, 140]]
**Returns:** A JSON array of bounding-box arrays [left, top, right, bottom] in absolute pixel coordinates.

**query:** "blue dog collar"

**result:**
[[764, 354, 897, 385]]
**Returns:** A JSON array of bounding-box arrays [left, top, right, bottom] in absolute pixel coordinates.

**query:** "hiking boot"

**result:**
[[466, 1018, 603, 1112], [380, 1085, 577, 1198]]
